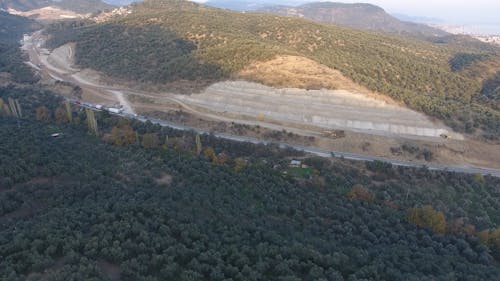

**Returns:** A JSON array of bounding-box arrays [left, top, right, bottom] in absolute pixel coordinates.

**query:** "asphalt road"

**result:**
[[66, 99, 500, 178], [23, 32, 500, 178]]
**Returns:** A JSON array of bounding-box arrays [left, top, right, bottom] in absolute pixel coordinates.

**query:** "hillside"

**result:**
[[205, 0, 306, 11], [44, 0, 500, 137], [259, 2, 448, 38], [103, 0, 138, 5], [0, 10, 39, 42], [1, 86, 499, 279], [0, 11, 40, 83], [1, 0, 114, 14]]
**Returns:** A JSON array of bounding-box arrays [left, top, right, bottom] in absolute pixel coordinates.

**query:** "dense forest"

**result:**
[[44, 0, 500, 138], [0, 43, 39, 84], [0, 11, 40, 84], [63, 24, 223, 83], [481, 71, 500, 101], [1, 85, 500, 280], [0, 11, 40, 44]]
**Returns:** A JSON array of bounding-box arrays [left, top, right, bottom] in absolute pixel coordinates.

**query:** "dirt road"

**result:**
[[21, 31, 500, 171]]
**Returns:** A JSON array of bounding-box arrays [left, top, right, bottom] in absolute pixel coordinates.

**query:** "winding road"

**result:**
[[22, 32, 500, 178]]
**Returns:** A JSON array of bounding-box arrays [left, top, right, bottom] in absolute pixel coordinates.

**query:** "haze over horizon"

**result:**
[[192, 0, 500, 30]]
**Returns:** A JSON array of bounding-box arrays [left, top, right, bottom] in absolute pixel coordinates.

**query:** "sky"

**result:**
[[192, 0, 500, 25]]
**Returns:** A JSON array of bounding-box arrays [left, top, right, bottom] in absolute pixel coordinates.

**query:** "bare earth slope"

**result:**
[[236, 55, 397, 104], [7, 6, 83, 20], [176, 81, 460, 139]]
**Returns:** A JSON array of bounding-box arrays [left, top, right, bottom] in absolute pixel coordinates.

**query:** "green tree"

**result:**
[[110, 124, 136, 146], [195, 134, 202, 156], [36, 106, 50, 121], [408, 205, 447, 234], [142, 133, 159, 149]]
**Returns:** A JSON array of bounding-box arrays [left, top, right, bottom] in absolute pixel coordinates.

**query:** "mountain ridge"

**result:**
[[258, 2, 448, 37]]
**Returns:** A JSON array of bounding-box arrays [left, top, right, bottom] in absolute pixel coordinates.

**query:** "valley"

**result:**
[[22, 31, 500, 172], [2, 1, 500, 280]]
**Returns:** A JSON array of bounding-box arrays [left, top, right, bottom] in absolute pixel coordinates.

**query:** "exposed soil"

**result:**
[[237, 55, 399, 104], [155, 173, 173, 186], [98, 260, 122, 281], [8, 6, 83, 21], [175, 81, 459, 139]]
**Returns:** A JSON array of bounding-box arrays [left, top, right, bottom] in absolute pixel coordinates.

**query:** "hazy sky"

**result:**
[[193, 0, 500, 25], [325, 0, 500, 24]]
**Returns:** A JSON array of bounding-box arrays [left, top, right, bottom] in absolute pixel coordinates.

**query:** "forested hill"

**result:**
[[0, 0, 114, 14], [0, 11, 40, 43], [45, 0, 500, 137], [0, 11, 40, 83], [1, 86, 500, 280], [258, 2, 448, 38]]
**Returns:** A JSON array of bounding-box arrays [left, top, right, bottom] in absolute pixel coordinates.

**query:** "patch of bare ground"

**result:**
[[98, 260, 122, 281], [236, 55, 398, 105], [1, 177, 62, 219], [1, 202, 43, 220], [8, 6, 83, 21], [155, 173, 173, 186], [26, 258, 68, 281], [458, 140, 500, 169], [145, 110, 316, 146], [81, 88, 117, 105]]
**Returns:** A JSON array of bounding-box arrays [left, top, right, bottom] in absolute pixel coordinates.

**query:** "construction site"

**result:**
[[175, 81, 460, 139], [20, 32, 500, 170]]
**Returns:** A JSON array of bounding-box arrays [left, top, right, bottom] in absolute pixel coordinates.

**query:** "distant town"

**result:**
[[432, 23, 500, 46]]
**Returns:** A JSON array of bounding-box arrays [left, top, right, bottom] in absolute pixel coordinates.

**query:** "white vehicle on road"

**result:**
[[107, 107, 123, 114]]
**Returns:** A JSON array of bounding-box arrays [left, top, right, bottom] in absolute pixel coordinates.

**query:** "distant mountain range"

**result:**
[[102, 0, 304, 9], [0, 0, 114, 14], [205, 0, 305, 11], [258, 2, 447, 37], [392, 13, 443, 24], [102, 0, 138, 5]]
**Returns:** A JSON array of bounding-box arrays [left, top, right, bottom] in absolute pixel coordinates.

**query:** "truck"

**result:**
[[107, 107, 123, 114], [323, 130, 346, 139]]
